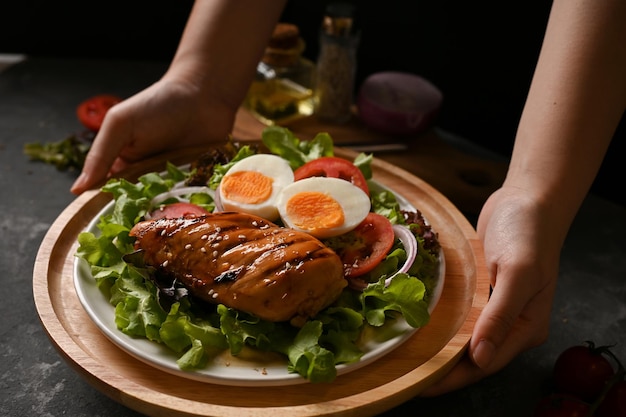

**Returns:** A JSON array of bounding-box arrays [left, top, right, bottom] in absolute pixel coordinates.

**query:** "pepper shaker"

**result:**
[[315, 2, 360, 124]]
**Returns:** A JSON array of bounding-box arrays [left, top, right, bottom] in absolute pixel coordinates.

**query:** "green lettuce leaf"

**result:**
[[159, 302, 194, 353], [23, 134, 90, 171], [218, 304, 278, 355], [160, 302, 228, 370], [110, 268, 167, 341], [261, 126, 334, 169], [370, 188, 404, 225], [360, 273, 430, 328], [177, 338, 208, 370], [353, 152, 373, 180], [164, 161, 190, 183], [316, 306, 364, 364], [286, 321, 337, 383]]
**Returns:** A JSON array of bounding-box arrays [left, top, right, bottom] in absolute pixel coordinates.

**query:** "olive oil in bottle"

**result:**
[[244, 23, 316, 125]]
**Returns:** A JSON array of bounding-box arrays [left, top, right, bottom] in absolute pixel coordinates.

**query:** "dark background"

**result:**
[[0, 0, 622, 205]]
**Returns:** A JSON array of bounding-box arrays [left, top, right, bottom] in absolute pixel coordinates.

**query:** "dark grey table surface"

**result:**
[[1, 57, 624, 417]]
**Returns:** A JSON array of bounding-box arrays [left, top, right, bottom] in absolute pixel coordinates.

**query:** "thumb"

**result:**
[[470, 273, 553, 373], [468, 275, 528, 370], [71, 115, 128, 195]]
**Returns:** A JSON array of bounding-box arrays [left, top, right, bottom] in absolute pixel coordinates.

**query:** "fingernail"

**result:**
[[71, 173, 88, 194], [472, 339, 495, 369]]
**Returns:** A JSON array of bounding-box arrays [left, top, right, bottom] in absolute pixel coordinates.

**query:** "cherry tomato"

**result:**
[[323, 212, 395, 278], [76, 94, 122, 132], [150, 202, 211, 220], [553, 342, 615, 401], [294, 156, 370, 196], [597, 380, 626, 417], [533, 394, 591, 417]]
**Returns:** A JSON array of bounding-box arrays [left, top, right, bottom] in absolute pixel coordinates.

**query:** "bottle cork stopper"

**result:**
[[267, 23, 300, 50], [262, 23, 305, 67]]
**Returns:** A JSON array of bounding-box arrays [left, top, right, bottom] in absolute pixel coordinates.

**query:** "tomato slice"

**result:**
[[294, 156, 370, 196], [76, 94, 122, 132], [324, 212, 395, 278], [150, 202, 211, 220]]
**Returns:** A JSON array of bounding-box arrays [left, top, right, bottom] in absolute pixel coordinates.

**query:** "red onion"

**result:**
[[385, 225, 418, 286], [213, 185, 224, 212], [148, 184, 215, 215], [356, 71, 443, 136]]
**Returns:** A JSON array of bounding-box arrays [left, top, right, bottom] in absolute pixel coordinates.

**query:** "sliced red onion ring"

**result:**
[[146, 184, 215, 219], [385, 224, 418, 286], [213, 185, 224, 212]]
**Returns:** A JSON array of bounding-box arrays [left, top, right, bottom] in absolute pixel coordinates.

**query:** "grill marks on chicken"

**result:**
[[129, 212, 347, 325]]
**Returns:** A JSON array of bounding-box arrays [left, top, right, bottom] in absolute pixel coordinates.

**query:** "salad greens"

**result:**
[[24, 134, 91, 171], [260, 126, 334, 169], [75, 126, 439, 383]]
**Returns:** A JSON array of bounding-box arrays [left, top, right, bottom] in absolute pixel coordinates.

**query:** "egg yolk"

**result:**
[[286, 191, 345, 232], [221, 171, 273, 204]]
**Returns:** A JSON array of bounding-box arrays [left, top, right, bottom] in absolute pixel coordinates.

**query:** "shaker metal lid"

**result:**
[[322, 2, 357, 36]]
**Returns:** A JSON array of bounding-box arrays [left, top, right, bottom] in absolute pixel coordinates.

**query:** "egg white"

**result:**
[[277, 176, 371, 238], [218, 154, 294, 221]]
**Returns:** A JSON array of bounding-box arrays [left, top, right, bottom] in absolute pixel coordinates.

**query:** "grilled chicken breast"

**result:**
[[129, 212, 346, 325]]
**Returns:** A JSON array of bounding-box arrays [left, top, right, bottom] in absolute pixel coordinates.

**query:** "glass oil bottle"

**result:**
[[244, 23, 316, 126]]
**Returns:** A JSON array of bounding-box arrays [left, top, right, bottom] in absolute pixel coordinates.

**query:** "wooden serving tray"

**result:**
[[33, 146, 489, 417]]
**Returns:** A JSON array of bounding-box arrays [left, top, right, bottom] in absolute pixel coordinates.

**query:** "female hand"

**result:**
[[421, 186, 561, 395], [70, 76, 236, 194], [70, 0, 288, 195]]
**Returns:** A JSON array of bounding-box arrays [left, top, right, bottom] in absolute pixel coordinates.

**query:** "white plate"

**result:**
[[74, 180, 445, 387]]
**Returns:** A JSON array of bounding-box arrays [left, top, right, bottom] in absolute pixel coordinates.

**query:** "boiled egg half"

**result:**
[[218, 154, 294, 221], [277, 177, 371, 239]]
